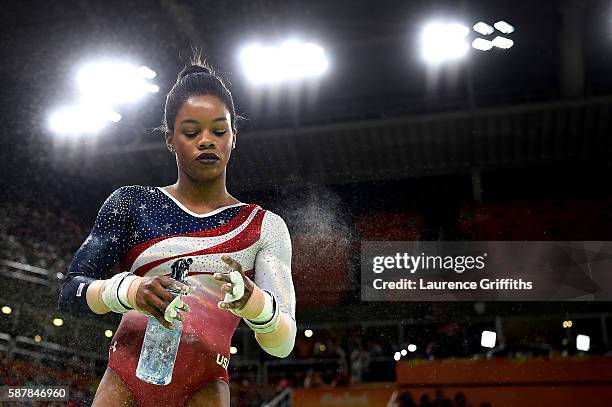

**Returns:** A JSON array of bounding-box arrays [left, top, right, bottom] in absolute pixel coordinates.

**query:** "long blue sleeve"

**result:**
[[58, 186, 134, 316]]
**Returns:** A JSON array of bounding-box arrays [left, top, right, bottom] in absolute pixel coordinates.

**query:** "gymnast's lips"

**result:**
[[196, 152, 220, 164], [196, 152, 220, 160]]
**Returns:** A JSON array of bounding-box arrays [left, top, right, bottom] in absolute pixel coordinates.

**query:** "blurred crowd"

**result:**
[[0, 200, 87, 274], [0, 357, 97, 406], [388, 390, 490, 407]]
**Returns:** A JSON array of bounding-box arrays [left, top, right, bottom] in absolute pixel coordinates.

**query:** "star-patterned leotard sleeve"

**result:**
[[254, 211, 295, 320], [58, 186, 135, 316]]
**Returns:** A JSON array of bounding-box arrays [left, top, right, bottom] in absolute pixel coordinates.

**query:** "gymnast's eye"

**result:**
[[213, 129, 227, 136]]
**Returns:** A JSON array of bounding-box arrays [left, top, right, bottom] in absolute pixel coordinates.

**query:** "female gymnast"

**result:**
[[58, 59, 296, 406]]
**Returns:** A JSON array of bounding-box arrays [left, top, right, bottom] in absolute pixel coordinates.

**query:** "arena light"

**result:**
[[304, 329, 313, 338], [239, 40, 329, 84], [407, 344, 417, 353], [76, 62, 159, 106], [400, 349, 408, 356], [481, 330, 496, 348], [393, 351, 401, 361], [105, 329, 113, 338], [494, 20, 515, 34], [421, 22, 470, 64], [576, 334, 590, 352], [230, 346, 238, 355], [562, 320, 573, 328], [1, 306, 11, 314], [49, 104, 122, 135], [492, 36, 514, 49], [34, 335, 42, 343], [472, 38, 494, 51], [136, 66, 157, 80], [473, 21, 494, 35], [52, 318, 64, 327]]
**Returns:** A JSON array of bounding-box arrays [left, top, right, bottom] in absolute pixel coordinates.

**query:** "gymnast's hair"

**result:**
[[162, 56, 237, 133]]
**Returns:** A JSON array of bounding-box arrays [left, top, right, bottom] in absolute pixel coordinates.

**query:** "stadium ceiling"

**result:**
[[3, 0, 612, 192], [53, 95, 612, 192]]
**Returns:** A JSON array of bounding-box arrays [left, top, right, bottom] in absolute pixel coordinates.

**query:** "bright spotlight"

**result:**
[[304, 329, 313, 338], [400, 349, 408, 356], [34, 335, 42, 343], [494, 21, 515, 34], [481, 330, 496, 348], [473, 22, 494, 35], [52, 318, 64, 327], [576, 334, 590, 352], [472, 38, 494, 51], [393, 351, 401, 361], [1, 306, 11, 314], [407, 344, 417, 353], [492, 36, 514, 49], [421, 22, 470, 64], [105, 329, 113, 338], [230, 346, 238, 355], [136, 65, 157, 80], [239, 40, 329, 84], [76, 62, 159, 106], [49, 104, 121, 135]]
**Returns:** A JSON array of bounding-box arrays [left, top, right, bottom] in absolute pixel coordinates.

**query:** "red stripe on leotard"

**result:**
[[118, 204, 259, 273], [132, 209, 265, 276]]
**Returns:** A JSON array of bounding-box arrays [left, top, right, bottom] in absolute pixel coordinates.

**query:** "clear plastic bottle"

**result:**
[[135, 258, 192, 385], [135, 316, 182, 385]]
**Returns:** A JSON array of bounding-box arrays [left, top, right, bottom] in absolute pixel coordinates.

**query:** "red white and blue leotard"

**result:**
[[58, 185, 295, 407]]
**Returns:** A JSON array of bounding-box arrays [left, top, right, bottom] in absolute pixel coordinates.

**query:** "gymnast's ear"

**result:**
[[165, 130, 175, 153]]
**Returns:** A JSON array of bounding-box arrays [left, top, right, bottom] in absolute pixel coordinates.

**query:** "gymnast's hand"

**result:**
[[134, 276, 190, 330], [215, 254, 255, 311]]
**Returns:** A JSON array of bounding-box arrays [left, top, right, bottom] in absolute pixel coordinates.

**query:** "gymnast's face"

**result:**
[[166, 95, 235, 183]]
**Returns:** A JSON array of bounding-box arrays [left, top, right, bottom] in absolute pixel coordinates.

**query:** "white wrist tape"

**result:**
[[244, 291, 280, 333], [101, 272, 135, 313], [118, 274, 138, 308], [247, 290, 274, 323]]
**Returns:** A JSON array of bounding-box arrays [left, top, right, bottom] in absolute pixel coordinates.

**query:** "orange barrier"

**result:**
[[293, 384, 612, 407], [396, 357, 612, 385], [396, 357, 612, 407], [293, 386, 395, 407], [292, 358, 612, 407]]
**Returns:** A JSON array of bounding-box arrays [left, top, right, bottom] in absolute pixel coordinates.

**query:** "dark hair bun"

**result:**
[[177, 64, 211, 81]]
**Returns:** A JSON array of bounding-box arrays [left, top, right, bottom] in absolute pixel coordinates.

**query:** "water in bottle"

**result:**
[[136, 316, 183, 385], [135, 258, 192, 385]]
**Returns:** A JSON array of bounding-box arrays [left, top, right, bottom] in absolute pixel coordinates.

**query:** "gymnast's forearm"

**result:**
[[254, 312, 297, 358], [58, 272, 143, 316], [235, 286, 296, 358], [58, 274, 98, 316]]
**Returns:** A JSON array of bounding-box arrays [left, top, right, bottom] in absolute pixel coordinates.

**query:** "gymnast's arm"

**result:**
[[57, 186, 181, 329], [246, 211, 296, 358]]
